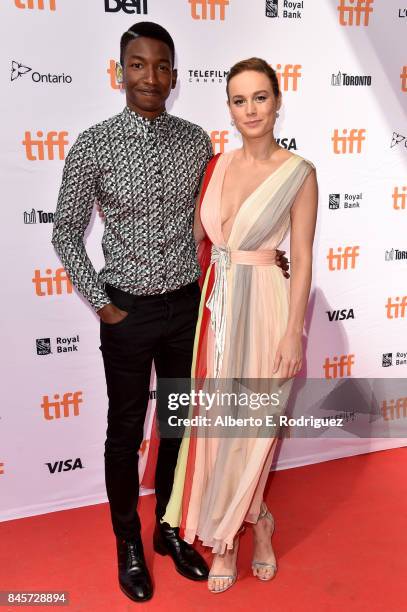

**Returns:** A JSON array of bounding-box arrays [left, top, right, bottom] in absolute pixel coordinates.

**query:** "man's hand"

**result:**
[[96, 203, 105, 220], [276, 249, 290, 279], [98, 303, 128, 324]]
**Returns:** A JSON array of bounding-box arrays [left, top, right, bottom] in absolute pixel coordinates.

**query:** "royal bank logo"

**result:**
[[188, 68, 229, 84], [104, 0, 148, 13], [36, 335, 80, 355], [36, 338, 51, 355], [382, 353, 392, 367], [391, 132, 407, 149], [331, 70, 372, 86], [382, 352, 407, 367], [329, 192, 362, 209], [24, 209, 55, 224], [385, 248, 407, 262], [11, 60, 72, 85], [329, 194, 340, 209], [265, 0, 304, 19]]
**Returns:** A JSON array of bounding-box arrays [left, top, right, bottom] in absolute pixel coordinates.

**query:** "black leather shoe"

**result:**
[[117, 537, 153, 602], [153, 521, 209, 581]]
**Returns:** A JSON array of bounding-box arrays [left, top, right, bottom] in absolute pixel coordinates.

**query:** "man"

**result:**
[[52, 22, 288, 603]]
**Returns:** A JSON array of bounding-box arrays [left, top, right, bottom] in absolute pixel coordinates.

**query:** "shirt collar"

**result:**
[[122, 106, 170, 138]]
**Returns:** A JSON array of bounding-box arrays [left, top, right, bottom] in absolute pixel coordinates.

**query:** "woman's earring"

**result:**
[[231, 119, 235, 126], [276, 111, 280, 118], [115, 62, 123, 85]]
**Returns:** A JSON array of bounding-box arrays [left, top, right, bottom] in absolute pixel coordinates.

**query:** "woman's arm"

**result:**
[[193, 181, 206, 244], [273, 168, 318, 378]]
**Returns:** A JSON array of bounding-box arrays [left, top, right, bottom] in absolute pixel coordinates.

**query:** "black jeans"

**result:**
[[100, 281, 200, 540]]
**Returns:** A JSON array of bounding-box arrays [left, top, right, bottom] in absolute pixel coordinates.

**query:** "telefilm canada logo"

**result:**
[[188, 68, 229, 84], [24, 209, 54, 224], [11, 60, 72, 84], [265, 0, 304, 19], [399, 8, 407, 18], [384, 248, 407, 262], [36, 335, 80, 355], [331, 70, 372, 86], [104, 0, 147, 13], [329, 193, 363, 209]]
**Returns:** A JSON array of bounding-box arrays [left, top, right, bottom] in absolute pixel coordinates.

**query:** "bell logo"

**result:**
[[331, 129, 366, 154], [15, 0, 56, 9], [381, 397, 407, 421], [323, 354, 355, 379], [337, 0, 374, 26], [41, 392, 83, 420], [401, 66, 407, 93], [393, 186, 407, 210], [32, 268, 73, 296], [385, 296, 407, 319], [210, 130, 229, 154], [189, 0, 229, 20], [107, 60, 123, 90], [327, 246, 360, 270], [274, 64, 302, 91], [22, 131, 69, 160]]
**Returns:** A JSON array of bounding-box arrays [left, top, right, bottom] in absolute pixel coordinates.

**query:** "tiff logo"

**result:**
[[22, 131, 69, 160], [189, 0, 229, 20], [41, 392, 83, 420], [393, 186, 407, 210], [385, 296, 407, 319], [332, 129, 366, 154], [337, 0, 374, 26], [107, 60, 123, 90], [104, 0, 148, 13], [401, 66, 407, 92], [327, 246, 360, 270], [382, 397, 407, 420], [323, 354, 355, 378], [210, 130, 229, 154], [32, 268, 72, 296], [0, 462, 4, 475], [274, 64, 302, 91], [15, 0, 56, 9]]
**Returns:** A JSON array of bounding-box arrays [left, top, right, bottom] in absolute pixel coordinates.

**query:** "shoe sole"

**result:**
[[119, 584, 153, 603], [153, 541, 208, 582]]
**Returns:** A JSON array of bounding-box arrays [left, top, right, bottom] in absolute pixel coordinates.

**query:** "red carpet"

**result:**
[[1, 448, 406, 611]]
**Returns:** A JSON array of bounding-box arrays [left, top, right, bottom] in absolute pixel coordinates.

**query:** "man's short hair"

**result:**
[[120, 21, 175, 67]]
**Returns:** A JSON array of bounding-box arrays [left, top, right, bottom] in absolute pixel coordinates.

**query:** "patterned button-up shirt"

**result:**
[[52, 106, 213, 311]]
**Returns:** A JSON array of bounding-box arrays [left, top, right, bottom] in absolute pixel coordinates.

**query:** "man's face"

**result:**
[[122, 36, 177, 119]]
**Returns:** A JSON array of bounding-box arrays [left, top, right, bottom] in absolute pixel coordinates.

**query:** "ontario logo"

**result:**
[[11, 60, 72, 84]]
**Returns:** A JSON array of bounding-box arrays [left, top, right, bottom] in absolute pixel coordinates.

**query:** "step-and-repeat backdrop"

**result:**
[[1, 0, 406, 521]]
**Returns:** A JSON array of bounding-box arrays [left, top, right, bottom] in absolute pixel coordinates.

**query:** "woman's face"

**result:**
[[228, 70, 281, 140]]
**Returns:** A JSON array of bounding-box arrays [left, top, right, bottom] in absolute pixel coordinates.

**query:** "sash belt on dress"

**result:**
[[206, 245, 277, 378]]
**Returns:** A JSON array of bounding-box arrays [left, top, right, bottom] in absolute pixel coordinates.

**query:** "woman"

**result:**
[[162, 57, 318, 593]]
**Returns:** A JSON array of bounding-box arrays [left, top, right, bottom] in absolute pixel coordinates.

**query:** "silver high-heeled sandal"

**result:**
[[208, 527, 244, 594], [252, 503, 277, 582]]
